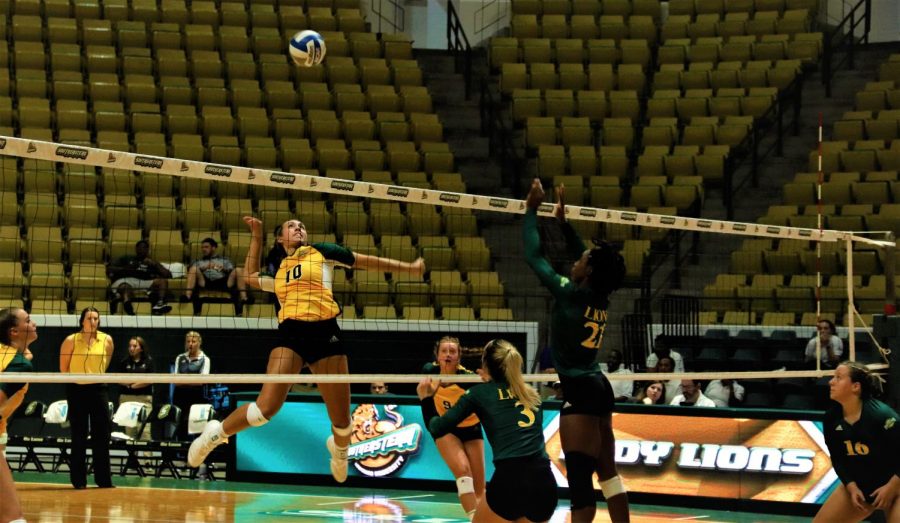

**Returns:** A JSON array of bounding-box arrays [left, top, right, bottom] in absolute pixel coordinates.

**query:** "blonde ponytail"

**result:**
[[485, 339, 541, 412]]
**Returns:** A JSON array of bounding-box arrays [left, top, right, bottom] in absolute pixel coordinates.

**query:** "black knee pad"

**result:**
[[566, 451, 598, 509]]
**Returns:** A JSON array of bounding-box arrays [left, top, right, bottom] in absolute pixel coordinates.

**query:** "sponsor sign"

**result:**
[[204, 165, 233, 178], [347, 404, 422, 477], [55, 146, 88, 160], [134, 156, 163, 169], [236, 399, 836, 503], [270, 173, 296, 185]]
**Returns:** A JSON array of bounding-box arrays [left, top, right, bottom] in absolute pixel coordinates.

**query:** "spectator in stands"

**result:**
[[108, 239, 173, 315], [670, 379, 716, 407], [265, 224, 288, 315], [646, 337, 685, 373], [704, 379, 745, 407], [182, 237, 249, 314], [634, 380, 666, 405], [172, 331, 211, 441], [805, 319, 843, 369], [370, 382, 390, 395], [119, 336, 154, 440], [0, 307, 37, 523], [602, 349, 634, 402], [656, 356, 682, 404], [59, 306, 114, 489]]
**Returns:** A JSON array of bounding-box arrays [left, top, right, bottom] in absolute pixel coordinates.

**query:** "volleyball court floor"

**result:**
[[14, 472, 809, 522]]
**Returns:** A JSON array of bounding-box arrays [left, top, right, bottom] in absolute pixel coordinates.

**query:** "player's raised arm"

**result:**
[[242, 216, 266, 290]]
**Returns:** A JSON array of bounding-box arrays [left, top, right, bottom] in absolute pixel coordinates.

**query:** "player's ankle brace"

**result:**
[[599, 475, 626, 498], [566, 451, 598, 509], [456, 476, 475, 497], [246, 402, 269, 427], [333, 423, 352, 441]]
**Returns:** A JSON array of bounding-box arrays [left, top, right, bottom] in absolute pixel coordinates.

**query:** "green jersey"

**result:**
[[422, 381, 547, 462], [824, 399, 900, 495], [523, 208, 608, 376], [0, 350, 32, 397]]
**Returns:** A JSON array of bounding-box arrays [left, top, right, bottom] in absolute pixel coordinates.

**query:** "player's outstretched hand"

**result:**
[[554, 185, 566, 223], [416, 377, 440, 400], [410, 257, 426, 276], [243, 216, 263, 233], [525, 178, 544, 210]]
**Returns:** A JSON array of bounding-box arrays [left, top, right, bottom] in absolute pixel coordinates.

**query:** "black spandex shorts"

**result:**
[[559, 372, 615, 416], [445, 423, 483, 443], [487, 454, 558, 521], [277, 318, 345, 365]]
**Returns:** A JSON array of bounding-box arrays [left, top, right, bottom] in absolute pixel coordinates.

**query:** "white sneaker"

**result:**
[[326, 435, 348, 483], [188, 420, 228, 468]]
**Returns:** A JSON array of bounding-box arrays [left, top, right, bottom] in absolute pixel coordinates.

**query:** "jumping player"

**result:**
[[188, 216, 424, 483], [418, 339, 557, 522], [523, 179, 630, 522], [816, 361, 899, 522]]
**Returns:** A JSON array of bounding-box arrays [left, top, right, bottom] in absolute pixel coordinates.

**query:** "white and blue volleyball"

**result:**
[[289, 30, 326, 67]]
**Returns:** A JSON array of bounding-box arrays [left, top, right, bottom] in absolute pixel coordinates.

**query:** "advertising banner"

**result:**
[[235, 397, 836, 504]]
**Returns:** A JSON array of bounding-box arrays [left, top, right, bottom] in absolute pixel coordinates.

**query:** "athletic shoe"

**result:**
[[151, 301, 172, 315], [326, 435, 348, 483], [188, 420, 228, 468]]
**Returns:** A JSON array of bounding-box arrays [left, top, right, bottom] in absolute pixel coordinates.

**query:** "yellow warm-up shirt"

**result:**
[[67, 331, 111, 380], [261, 243, 356, 323]]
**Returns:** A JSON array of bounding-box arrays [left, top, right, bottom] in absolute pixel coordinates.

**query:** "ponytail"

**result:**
[[842, 360, 883, 399], [483, 339, 541, 412]]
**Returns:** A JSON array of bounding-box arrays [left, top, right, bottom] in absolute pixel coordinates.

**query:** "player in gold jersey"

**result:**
[[422, 336, 485, 519], [189, 216, 425, 484], [1, 308, 38, 523]]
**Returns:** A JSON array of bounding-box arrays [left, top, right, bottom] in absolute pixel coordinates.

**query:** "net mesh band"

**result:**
[[0, 135, 892, 247]]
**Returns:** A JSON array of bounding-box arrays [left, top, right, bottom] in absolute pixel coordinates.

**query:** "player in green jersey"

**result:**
[[523, 179, 629, 522], [1, 308, 38, 523], [419, 339, 557, 522], [816, 361, 899, 522]]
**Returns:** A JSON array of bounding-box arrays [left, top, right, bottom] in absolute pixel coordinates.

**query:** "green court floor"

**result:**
[[13, 472, 812, 522]]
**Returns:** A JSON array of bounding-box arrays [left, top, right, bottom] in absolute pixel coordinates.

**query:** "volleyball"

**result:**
[[289, 30, 326, 67]]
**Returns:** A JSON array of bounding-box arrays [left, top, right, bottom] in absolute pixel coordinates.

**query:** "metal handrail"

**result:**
[[822, 0, 871, 97], [447, 0, 473, 100]]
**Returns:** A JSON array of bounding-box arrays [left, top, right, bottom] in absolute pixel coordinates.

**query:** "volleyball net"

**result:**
[[0, 134, 894, 401]]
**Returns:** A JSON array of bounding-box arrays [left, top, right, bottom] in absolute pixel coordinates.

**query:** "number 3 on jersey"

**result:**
[[285, 264, 302, 283], [514, 401, 536, 428]]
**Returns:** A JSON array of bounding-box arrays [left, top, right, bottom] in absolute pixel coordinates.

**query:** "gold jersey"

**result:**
[[423, 362, 480, 428], [0, 343, 15, 372], [265, 243, 355, 323]]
